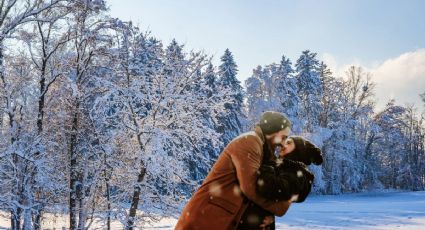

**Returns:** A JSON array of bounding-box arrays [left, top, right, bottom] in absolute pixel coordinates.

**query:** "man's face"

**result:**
[[270, 127, 291, 148]]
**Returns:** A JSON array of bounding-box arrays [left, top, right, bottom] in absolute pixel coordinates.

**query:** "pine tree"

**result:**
[[217, 49, 245, 142], [245, 55, 300, 132], [274, 55, 301, 132], [295, 50, 323, 132], [164, 39, 186, 78], [203, 63, 216, 98], [318, 62, 333, 127], [246, 65, 270, 125]]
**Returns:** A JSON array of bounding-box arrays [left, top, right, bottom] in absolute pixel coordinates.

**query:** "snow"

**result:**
[[276, 190, 425, 230], [1, 190, 424, 229]]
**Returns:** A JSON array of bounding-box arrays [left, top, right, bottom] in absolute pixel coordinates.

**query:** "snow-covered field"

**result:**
[[1, 191, 424, 229], [276, 190, 425, 230]]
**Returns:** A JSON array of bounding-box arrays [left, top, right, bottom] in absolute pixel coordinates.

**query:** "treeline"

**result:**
[[0, 1, 424, 229], [245, 52, 425, 194]]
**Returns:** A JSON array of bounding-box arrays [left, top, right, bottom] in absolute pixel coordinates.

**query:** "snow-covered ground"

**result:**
[[276, 190, 425, 230], [1, 190, 424, 229]]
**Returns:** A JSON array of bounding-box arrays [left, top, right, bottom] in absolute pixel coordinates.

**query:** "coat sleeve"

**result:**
[[257, 164, 300, 201], [293, 166, 315, 203], [229, 135, 291, 216], [261, 161, 314, 203]]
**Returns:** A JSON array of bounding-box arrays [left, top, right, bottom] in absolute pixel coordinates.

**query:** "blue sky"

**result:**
[[108, 0, 425, 110]]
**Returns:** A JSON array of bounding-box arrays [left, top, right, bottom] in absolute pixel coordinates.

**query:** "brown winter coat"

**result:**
[[175, 126, 291, 230]]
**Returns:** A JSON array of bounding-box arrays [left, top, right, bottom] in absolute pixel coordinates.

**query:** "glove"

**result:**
[[306, 143, 323, 165]]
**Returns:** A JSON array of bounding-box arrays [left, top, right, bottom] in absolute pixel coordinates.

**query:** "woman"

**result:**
[[237, 136, 323, 230]]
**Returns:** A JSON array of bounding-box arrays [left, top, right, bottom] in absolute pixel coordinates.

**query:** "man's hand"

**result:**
[[259, 215, 274, 230]]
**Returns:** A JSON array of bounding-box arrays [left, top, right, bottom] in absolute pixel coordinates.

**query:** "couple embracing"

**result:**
[[176, 111, 323, 230]]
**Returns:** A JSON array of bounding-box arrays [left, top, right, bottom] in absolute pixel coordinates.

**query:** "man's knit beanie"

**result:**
[[257, 111, 292, 135]]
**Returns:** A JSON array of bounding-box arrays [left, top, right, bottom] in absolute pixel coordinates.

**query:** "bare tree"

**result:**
[[61, 1, 113, 229], [15, 5, 71, 229]]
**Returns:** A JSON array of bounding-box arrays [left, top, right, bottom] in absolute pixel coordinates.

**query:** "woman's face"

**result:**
[[279, 138, 296, 157]]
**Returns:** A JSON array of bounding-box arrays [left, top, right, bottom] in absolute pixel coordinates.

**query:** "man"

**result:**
[[175, 111, 292, 230]]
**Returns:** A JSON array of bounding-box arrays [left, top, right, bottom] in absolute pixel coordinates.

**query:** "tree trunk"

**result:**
[[126, 165, 146, 230], [77, 195, 86, 230], [0, 42, 3, 129], [126, 101, 148, 229], [106, 179, 111, 230], [77, 170, 88, 230], [11, 210, 21, 230], [69, 101, 80, 230], [37, 76, 46, 133], [33, 66, 46, 230], [33, 206, 42, 230], [23, 206, 32, 230], [9, 110, 22, 230]]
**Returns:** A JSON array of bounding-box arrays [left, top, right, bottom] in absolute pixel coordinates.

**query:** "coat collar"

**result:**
[[255, 125, 278, 162], [254, 125, 265, 145]]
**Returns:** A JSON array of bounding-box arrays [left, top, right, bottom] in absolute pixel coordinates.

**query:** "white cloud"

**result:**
[[321, 50, 425, 110], [372, 49, 425, 110]]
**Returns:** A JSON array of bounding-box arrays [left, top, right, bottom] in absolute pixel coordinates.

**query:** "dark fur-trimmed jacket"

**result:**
[[237, 138, 322, 229], [257, 158, 315, 203], [236, 159, 315, 230]]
